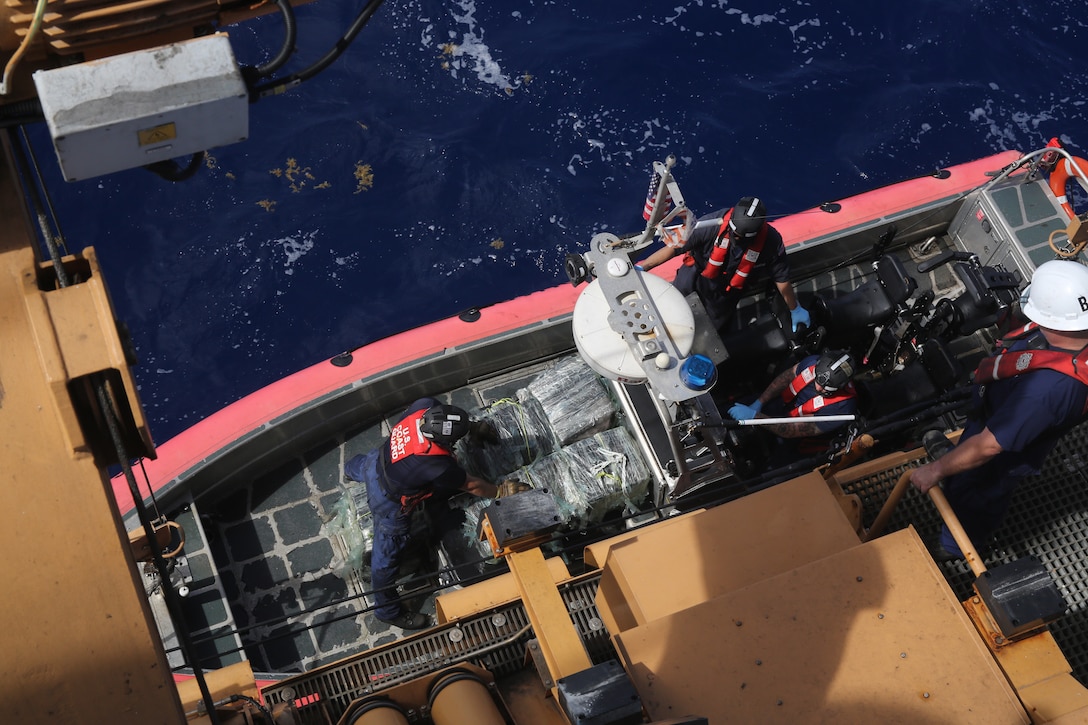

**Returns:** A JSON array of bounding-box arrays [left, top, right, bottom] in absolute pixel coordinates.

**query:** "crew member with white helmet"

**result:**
[[912, 260, 1088, 560]]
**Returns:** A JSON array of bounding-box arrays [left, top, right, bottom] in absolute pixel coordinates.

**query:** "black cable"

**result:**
[[17, 125, 68, 257], [251, 0, 386, 99], [250, 0, 298, 79], [227, 694, 275, 723], [0, 97, 44, 128], [95, 376, 222, 725], [7, 126, 68, 276]]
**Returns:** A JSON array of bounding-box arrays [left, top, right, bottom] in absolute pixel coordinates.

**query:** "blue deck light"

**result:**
[[679, 354, 717, 391]]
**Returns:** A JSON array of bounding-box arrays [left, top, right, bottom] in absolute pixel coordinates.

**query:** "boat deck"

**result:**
[[250, 420, 1088, 725], [168, 356, 624, 675]]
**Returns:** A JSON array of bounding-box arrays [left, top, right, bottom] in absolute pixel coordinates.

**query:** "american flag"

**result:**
[[642, 171, 672, 221]]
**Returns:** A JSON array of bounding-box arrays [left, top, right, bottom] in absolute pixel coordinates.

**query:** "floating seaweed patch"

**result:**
[[354, 163, 374, 194]]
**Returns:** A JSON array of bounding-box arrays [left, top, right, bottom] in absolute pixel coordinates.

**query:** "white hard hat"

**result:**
[[1021, 260, 1088, 331]]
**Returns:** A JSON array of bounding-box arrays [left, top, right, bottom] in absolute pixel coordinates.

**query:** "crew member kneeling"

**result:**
[[728, 351, 858, 457], [345, 398, 524, 630]]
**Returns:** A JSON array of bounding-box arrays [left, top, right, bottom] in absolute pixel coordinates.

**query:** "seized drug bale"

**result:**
[[511, 426, 651, 526], [324, 483, 374, 582], [525, 355, 614, 446], [456, 396, 553, 481]]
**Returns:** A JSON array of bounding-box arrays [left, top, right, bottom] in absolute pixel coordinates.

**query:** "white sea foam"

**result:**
[[270, 229, 318, 275], [444, 1, 515, 92]]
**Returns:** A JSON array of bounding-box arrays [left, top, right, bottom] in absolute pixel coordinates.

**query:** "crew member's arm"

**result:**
[[638, 244, 680, 272], [759, 417, 826, 438], [776, 280, 799, 311], [728, 363, 806, 433], [463, 474, 499, 499], [746, 360, 848, 438], [910, 427, 1004, 494], [755, 364, 796, 408]]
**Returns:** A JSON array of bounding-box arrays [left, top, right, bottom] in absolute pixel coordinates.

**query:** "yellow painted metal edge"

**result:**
[[435, 554, 572, 623]]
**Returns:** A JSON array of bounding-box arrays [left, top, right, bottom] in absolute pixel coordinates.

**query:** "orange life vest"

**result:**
[[384, 409, 452, 511], [699, 209, 769, 291], [973, 323, 1088, 404], [781, 364, 857, 416]]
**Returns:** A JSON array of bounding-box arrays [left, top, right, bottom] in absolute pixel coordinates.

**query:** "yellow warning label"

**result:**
[[137, 122, 177, 146]]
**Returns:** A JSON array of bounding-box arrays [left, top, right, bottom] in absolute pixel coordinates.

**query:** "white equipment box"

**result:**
[[33, 34, 248, 182]]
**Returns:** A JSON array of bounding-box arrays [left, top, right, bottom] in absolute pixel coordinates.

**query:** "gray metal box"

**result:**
[[33, 34, 248, 182]]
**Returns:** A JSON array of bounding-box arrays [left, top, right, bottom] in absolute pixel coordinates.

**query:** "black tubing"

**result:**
[[252, 0, 298, 78]]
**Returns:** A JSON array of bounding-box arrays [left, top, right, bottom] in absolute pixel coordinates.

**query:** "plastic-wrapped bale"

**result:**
[[525, 355, 615, 446], [564, 426, 652, 523], [458, 496, 499, 560], [324, 482, 374, 583], [506, 452, 579, 522], [513, 427, 651, 525], [455, 397, 554, 482]]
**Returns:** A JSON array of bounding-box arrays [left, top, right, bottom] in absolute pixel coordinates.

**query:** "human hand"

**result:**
[[728, 403, 760, 421], [496, 479, 532, 498], [790, 305, 811, 332], [910, 463, 941, 494]]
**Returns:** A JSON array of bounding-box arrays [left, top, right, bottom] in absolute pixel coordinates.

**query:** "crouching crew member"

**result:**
[[345, 398, 524, 630], [728, 350, 858, 440]]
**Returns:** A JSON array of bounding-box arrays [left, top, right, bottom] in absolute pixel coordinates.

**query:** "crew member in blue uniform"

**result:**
[[728, 350, 858, 441], [345, 398, 523, 629], [912, 260, 1088, 560], [639, 196, 810, 333]]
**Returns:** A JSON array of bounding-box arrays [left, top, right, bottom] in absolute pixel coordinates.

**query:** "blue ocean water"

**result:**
[[26, 1, 1088, 444]]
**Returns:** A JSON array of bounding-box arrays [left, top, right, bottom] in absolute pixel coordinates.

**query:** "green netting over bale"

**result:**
[[324, 482, 374, 582], [456, 396, 554, 481], [526, 355, 615, 446], [511, 426, 651, 525]]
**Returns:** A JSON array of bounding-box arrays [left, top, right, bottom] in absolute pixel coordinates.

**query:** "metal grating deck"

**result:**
[[261, 574, 612, 725], [839, 421, 1088, 686]]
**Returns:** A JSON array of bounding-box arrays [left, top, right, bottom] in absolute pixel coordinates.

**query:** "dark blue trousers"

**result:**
[[347, 451, 410, 620], [939, 464, 1023, 556]]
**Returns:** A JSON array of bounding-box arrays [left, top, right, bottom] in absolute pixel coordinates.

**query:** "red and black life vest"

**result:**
[[697, 209, 769, 292], [383, 408, 453, 511], [972, 322, 1088, 412], [781, 364, 857, 417]]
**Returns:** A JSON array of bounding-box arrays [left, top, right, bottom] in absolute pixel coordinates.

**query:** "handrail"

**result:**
[[863, 468, 986, 577]]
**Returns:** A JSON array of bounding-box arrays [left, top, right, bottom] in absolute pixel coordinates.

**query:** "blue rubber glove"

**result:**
[[728, 403, 760, 421], [790, 305, 811, 332]]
